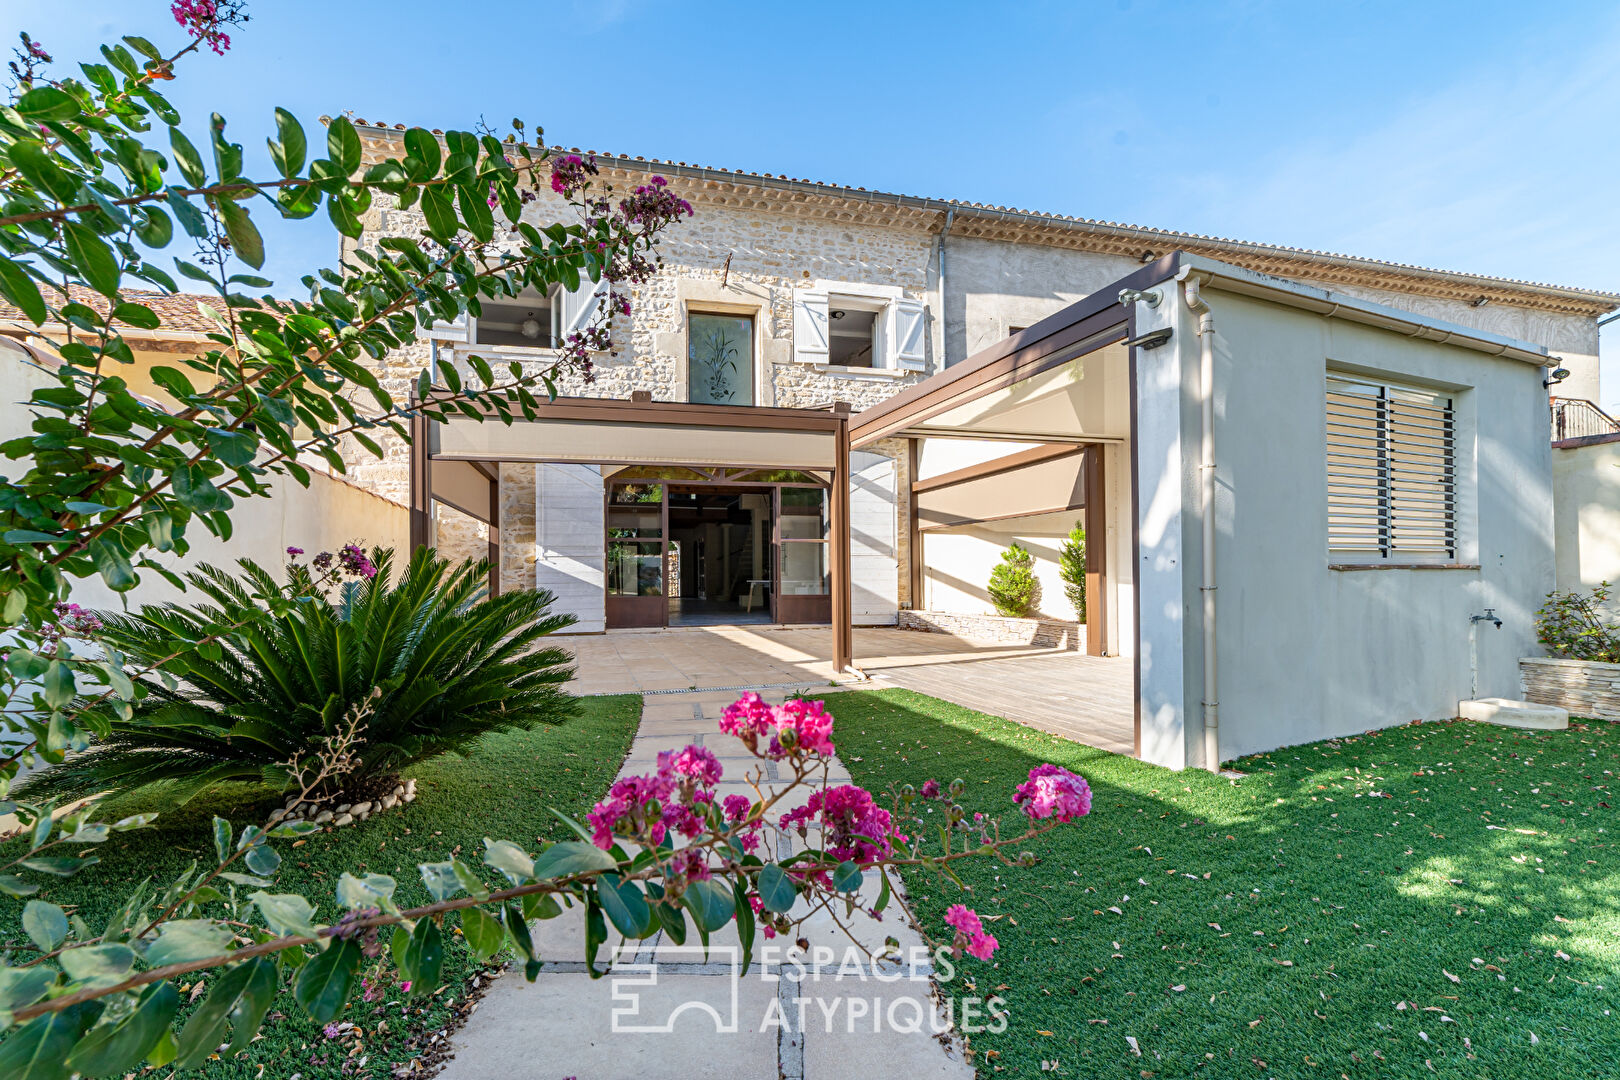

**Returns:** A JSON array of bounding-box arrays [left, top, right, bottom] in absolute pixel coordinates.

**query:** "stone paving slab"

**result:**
[[435, 687, 973, 1080]]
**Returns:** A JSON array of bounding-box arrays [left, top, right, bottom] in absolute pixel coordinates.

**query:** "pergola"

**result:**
[[407, 391, 855, 672]]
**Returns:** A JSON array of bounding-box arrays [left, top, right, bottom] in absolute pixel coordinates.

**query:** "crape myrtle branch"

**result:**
[[8, 808, 1062, 1025]]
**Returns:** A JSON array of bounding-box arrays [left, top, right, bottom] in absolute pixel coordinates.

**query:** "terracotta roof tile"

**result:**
[[0, 285, 220, 337]]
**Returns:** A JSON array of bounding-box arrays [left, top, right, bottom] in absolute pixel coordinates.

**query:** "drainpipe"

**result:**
[[1178, 268, 1220, 772], [936, 208, 954, 370]]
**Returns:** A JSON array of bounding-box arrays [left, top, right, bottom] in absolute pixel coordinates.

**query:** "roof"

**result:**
[[0, 285, 220, 338], [343, 118, 1620, 320]]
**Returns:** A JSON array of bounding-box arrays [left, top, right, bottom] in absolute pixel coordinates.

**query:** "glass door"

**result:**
[[605, 481, 666, 629], [774, 485, 831, 624]]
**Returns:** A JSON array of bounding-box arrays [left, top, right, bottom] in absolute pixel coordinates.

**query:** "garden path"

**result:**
[[433, 687, 976, 1080]]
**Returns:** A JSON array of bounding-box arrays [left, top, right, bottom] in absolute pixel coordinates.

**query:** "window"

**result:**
[[1326, 377, 1456, 561], [471, 280, 605, 350], [687, 313, 755, 404], [792, 284, 926, 371], [828, 303, 880, 367], [778, 486, 829, 594]]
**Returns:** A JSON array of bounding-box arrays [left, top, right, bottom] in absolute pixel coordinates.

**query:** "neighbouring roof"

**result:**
[[0, 285, 220, 338], [343, 117, 1620, 320]]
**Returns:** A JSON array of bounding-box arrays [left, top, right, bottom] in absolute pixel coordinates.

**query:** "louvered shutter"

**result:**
[[1326, 378, 1455, 560], [793, 290, 829, 364], [890, 298, 926, 371], [558, 275, 608, 341]]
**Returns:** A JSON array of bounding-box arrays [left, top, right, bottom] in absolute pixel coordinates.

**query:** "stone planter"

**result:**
[[1519, 657, 1620, 721], [898, 609, 1083, 651], [270, 778, 417, 830]]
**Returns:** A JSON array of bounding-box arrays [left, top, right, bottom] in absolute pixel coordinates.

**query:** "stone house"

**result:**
[[340, 121, 1616, 676]]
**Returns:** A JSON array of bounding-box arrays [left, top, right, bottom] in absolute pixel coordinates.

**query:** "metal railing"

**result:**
[[1551, 397, 1620, 441]]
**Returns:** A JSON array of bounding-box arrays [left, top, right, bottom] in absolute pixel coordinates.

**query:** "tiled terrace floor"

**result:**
[[568, 625, 1134, 756]]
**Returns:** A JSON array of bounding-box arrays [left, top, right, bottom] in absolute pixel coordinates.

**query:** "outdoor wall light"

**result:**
[[1126, 327, 1174, 350], [1543, 364, 1571, 389], [1118, 287, 1161, 307], [830, 310, 845, 320], [520, 313, 543, 339]]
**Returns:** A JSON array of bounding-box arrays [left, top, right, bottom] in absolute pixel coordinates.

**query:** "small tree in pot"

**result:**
[[988, 542, 1038, 618], [1059, 523, 1086, 622]]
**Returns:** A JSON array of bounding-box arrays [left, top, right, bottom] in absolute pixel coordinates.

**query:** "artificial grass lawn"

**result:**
[[822, 689, 1620, 1079], [1, 693, 640, 1079]]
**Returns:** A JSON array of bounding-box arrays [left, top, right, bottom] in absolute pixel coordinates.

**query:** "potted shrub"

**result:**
[[1059, 523, 1087, 622], [988, 543, 1039, 619], [1524, 583, 1620, 721]]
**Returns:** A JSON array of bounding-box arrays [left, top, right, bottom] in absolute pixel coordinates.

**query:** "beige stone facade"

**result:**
[[1520, 657, 1620, 721]]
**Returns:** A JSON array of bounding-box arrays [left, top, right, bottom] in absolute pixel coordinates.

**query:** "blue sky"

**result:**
[[16, 0, 1620, 407]]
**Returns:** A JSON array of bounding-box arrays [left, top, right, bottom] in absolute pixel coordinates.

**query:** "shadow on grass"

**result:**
[[0, 694, 642, 1080], [820, 688, 1620, 1080]]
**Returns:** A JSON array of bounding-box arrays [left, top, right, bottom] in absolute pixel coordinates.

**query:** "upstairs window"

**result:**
[[1326, 376, 1457, 561], [688, 313, 755, 405], [470, 280, 606, 350], [793, 284, 925, 371]]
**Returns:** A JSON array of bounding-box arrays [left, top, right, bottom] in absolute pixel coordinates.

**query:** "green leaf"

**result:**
[[0, 965, 55, 1011], [597, 874, 654, 939], [167, 188, 209, 237], [733, 880, 755, 974], [65, 980, 179, 1077], [87, 537, 136, 591], [212, 816, 232, 863], [756, 863, 797, 914], [832, 860, 863, 893], [335, 872, 396, 912], [683, 878, 735, 934], [268, 108, 307, 177], [22, 900, 69, 952], [144, 919, 235, 967], [401, 918, 443, 998], [215, 197, 265, 270], [0, 1006, 82, 1080], [419, 186, 457, 240], [481, 838, 534, 884], [0, 873, 41, 897], [59, 943, 136, 986], [111, 302, 161, 329], [169, 127, 207, 186], [243, 844, 280, 877], [503, 901, 536, 966], [205, 427, 259, 467], [133, 205, 173, 247], [123, 35, 164, 60], [16, 86, 80, 121], [417, 861, 460, 902], [250, 891, 319, 939], [529, 840, 617, 881], [326, 116, 361, 174], [294, 938, 361, 1023], [144, 512, 174, 552], [450, 858, 489, 901], [64, 223, 121, 298], [0, 257, 47, 324], [174, 956, 276, 1067], [460, 905, 504, 960], [42, 660, 75, 709], [403, 127, 441, 175]]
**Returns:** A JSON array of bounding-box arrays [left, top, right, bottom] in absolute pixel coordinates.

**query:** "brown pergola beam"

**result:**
[[830, 416, 853, 675], [1083, 446, 1108, 657]]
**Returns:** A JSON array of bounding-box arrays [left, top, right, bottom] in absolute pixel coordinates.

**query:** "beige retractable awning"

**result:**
[[915, 444, 1087, 530]]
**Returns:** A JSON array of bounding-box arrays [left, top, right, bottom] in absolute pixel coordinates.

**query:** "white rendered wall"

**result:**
[[1203, 289, 1555, 764], [1552, 436, 1620, 593]]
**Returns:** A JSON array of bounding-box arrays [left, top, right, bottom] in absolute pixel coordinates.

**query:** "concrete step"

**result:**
[[1458, 697, 1569, 730]]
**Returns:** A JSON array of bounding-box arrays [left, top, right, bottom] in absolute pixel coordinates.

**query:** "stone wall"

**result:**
[[898, 609, 1083, 651], [1520, 657, 1620, 721]]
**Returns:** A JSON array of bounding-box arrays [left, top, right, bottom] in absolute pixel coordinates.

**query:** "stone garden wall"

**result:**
[[1520, 657, 1620, 721]]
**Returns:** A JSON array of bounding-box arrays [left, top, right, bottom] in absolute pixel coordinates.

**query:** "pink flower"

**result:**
[[660, 744, 723, 786], [944, 904, 998, 960], [1013, 764, 1092, 822], [286, 546, 304, 557], [549, 154, 597, 197], [399, 981, 411, 993], [337, 543, 377, 579], [722, 794, 752, 822], [767, 698, 835, 758], [779, 784, 892, 864], [719, 692, 773, 738], [661, 801, 706, 840], [920, 779, 941, 799]]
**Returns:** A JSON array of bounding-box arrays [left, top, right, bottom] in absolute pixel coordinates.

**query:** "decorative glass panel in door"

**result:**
[[775, 486, 831, 624], [688, 314, 754, 405]]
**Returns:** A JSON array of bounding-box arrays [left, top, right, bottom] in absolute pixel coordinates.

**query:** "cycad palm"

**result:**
[[23, 547, 578, 803]]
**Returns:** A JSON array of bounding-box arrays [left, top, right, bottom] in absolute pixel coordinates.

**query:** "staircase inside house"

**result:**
[[1551, 397, 1620, 441]]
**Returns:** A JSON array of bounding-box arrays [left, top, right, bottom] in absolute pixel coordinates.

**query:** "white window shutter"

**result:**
[[793, 290, 829, 364], [559, 275, 608, 340], [891, 298, 926, 371]]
